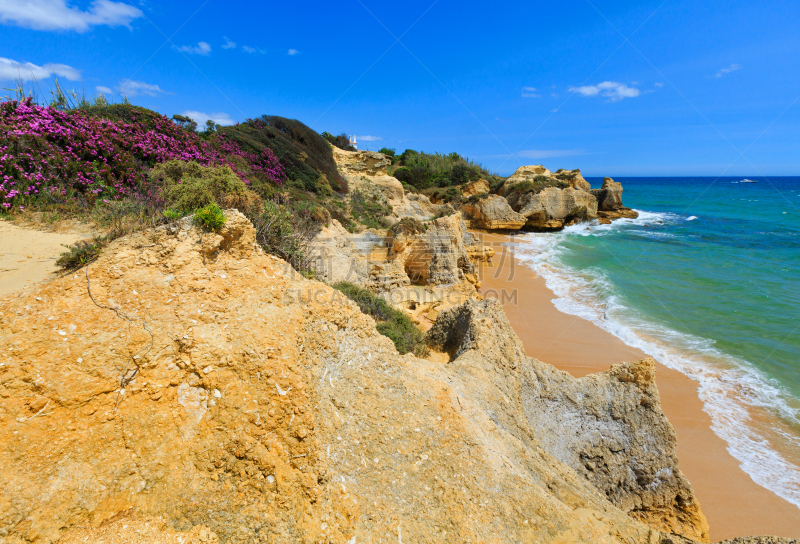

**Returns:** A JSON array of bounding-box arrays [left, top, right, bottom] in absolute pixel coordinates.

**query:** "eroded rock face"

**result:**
[[524, 359, 710, 541], [388, 212, 478, 287], [591, 177, 624, 211], [555, 169, 591, 192], [461, 195, 527, 230], [426, 299, 710, 543], [1, 211, 712, 544], [332, 147, 442, 221], [510, 186, 599, 230]]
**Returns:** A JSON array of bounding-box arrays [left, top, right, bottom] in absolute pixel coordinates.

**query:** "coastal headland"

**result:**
[[1, 104, 798, 543]]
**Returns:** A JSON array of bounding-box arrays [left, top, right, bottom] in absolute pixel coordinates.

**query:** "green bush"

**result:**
[[393, 166, 431, 190], [332, 282, 428, 356], [194, 203, 226, 231], [150, 160, 262, 214], [378, 147, 396, 157], [222, 116, 347, 193], [388, 217, 426, 238], [321, 131, 355, 151], [394, 149, 494, 189]]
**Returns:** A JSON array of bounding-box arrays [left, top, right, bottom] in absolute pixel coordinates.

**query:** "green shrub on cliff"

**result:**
[[193, 203, 226, 231], [392, 149, 495, 189], [332, 282, 428, 356], [150, 160, 262, 214]]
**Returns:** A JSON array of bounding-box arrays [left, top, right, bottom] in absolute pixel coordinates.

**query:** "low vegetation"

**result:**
[[509, 176, 568, 195], [332, 281, 429, 356], [193, 203, 226, 231], [321, 132, 355, 152], [349, 191, 393, 231], [390, 149, 498, 190]]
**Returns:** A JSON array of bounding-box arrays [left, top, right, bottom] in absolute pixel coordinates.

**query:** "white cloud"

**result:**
[[95, 85, 112, 94], [715, 63, 741, 78], [181, 110, 234, 127], [0, 57, 81, 81], [357, 135, 382, 142], [287, 49, 299, 56], [177, 41, 211, 55], [654, 82, 664, 87], [568, 81, 641, 102], [0, 0, 142, 32], [521, 86, 539, 98], [222, 37, 236, 49], [242, 45, 264, 54], [518, 149, 587, 159], [117, 79, 167, 97]]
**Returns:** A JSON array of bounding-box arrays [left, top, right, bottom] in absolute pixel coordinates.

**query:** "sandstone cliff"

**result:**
[[0, 211, 710, 543], [331, 147, 442, 221]]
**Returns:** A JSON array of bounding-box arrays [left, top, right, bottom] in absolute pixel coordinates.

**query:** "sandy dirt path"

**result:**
[[476, 232, 800, 541], [0, 220, 88, 296]]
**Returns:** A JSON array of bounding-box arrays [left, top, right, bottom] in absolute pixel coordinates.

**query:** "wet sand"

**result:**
[[477, 233, 800, 541]]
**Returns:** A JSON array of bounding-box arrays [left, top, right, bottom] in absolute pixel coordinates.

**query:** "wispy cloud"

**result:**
[[242, 45, 265, 54], [654, 82, 664, 87], [176, 41, 211, 55], [95, 85, 113, 94], [287, 49, 299, 56], [715, 63, 741, 78], [357, 135, 382, 142], [521, 86, 540, 98], [181, 110, 234, 127], [117, 79, 168, 97], [0, 57, 81, 81], [0, 0, 142, 32], [568, 81, 641, 102], [518, 149, 587, 159], [221, 37, 236, 49]]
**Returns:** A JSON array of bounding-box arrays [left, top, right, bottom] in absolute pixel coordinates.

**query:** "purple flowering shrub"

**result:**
[[0, 99, 286, 212]]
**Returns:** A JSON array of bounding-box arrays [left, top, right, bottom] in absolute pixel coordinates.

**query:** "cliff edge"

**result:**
[[1, 211, 708, 543]]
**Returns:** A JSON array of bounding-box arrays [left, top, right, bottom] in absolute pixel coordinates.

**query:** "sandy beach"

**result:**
[[476, 232, 800, 541]]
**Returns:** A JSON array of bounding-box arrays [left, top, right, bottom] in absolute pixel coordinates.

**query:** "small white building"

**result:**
[[349, 135, 357, 150]]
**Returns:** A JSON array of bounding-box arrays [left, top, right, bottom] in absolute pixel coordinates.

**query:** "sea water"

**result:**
[[513, 176, 800, 507]]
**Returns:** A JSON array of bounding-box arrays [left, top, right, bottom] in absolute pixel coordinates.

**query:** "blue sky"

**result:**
[[1, 0, 798, 176]]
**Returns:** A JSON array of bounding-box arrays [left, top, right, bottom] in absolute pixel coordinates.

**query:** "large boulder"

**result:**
[[591, 177, 624, 211], [460, 178, 490, 197], [511, 186, 598, 230], [461, 195, 527, 230]]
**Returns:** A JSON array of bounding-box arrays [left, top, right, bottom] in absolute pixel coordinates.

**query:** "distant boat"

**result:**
[[739, 179, 758, 183]]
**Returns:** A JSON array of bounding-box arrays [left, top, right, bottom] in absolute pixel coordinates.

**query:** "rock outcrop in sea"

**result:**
[[461, 164, 639, 231]]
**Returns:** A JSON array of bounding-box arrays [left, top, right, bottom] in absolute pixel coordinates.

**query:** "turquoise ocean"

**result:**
[[513, 176, 800, 507]]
